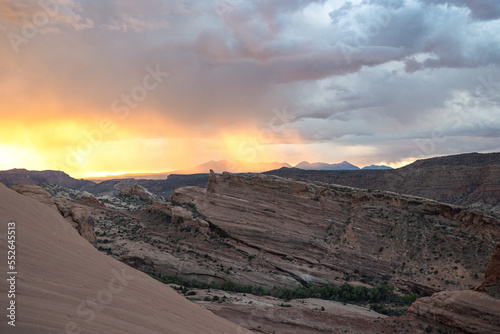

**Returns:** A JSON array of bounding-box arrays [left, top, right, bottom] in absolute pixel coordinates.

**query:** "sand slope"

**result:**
[[0, 183, 250, 334]]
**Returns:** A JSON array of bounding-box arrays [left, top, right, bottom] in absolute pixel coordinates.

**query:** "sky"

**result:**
[[0, 0, 499, 178]]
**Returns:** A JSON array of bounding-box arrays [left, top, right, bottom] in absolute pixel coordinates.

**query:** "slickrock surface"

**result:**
[[409, 290, 500, 334], [0, 182, 250, 334], [191, 289, 457, 334], [197, 290, 389, 334]]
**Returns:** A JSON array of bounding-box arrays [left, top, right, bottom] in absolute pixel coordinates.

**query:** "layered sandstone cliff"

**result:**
[[101, 171, 499, 296], [266, 152, 500, 209]]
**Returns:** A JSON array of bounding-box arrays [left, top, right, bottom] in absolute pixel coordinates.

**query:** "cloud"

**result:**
[[0, 0, 94, 33], [423, 0, 500, 21], [0, 0, 499, 175], [328, 0, 500, 72]]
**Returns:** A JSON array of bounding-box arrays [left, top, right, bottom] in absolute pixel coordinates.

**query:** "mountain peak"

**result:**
[[294, 161, 360, 171]]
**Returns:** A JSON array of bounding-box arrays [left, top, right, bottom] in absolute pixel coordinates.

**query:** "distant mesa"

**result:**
[[0, 168, 93, 188], [361, 164, 393, 170], [293, 161, 393, 171]]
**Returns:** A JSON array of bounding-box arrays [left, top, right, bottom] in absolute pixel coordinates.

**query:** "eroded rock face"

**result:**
[[409, 241, 500, 333], [11, 184, 97, 244], [119, 172, 499, 293], [409, 290, 500, 334], [484, 243, 500, 285], [84, 172, 500, 333], [54, 201, 97, 244], [476, 242, 500, 298]]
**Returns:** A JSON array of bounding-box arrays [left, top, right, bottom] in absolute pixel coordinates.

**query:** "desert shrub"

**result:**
[[370, 303, 388, 315], [401, 294, 417, 305]]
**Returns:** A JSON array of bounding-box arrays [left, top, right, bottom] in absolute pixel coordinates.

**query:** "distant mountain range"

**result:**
[[295, 161, 359, 170], [87, 160, 391, 182], [294, 161, 392, 170]]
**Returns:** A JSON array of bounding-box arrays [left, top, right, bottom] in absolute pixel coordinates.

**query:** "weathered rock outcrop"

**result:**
[[119, 184, 157, 201], [99, 172, 499, 294], [476, 242, 500, 297], [55, 201, 97, 244], [10, 184, 59, 211], [409, 242, 500, 333], [11, 184, 97, 244], [409, 290, 500, 333], [266, 152, 500, 210]]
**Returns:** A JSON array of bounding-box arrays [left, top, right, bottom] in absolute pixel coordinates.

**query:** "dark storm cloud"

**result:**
[[424, 0, 500, 20]]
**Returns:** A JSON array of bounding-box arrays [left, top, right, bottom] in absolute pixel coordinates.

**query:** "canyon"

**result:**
[[2, 152, 500, 333]]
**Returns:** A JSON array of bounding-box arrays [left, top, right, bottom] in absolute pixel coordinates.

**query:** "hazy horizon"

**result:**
[[1, 0, 500, 178]]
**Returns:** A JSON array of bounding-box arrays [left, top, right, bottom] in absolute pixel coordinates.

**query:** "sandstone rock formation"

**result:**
[[476, 242, 500, 297], [266, 152, 500, 210], [11, 184, 97, 244], [119, 184, 157, 201], [93, 172, 499, 297], [10, 184, 59, 211], [409, 290, 500, 333], [409, 241, 500, 333], [55, 200, 98, 244]]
